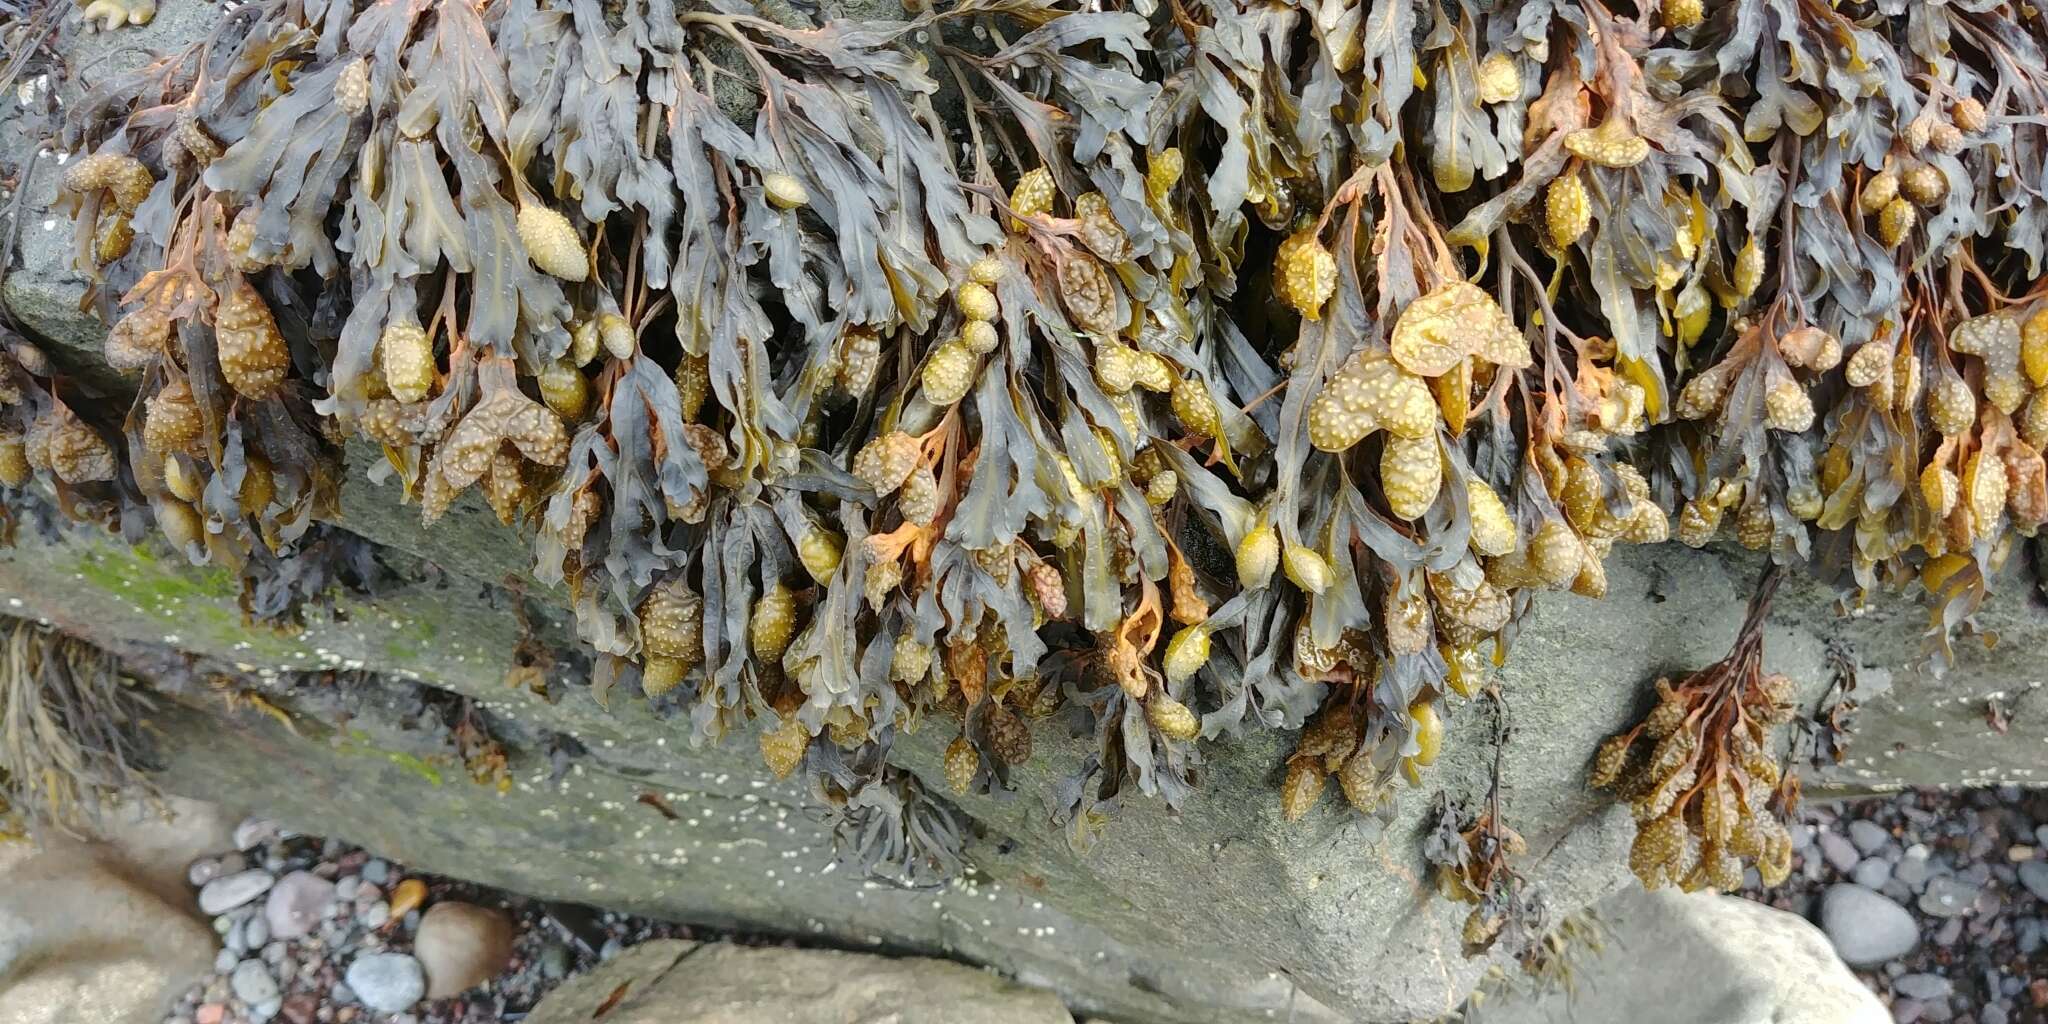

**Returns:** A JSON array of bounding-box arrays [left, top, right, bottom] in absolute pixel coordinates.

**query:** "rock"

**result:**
[[1819, 831, 1863, 874], [2018, 861, 2048, 903], [1893, 973, 1952, 1001], [343, 953, 425, 1014], [1853, 859, 1893, 889], [213, 948, 239, 973], [0, 798, 228, 1024], [251, 998, 281, 1023], [1819, 884, 1919, 967], [1917, 876, 1978, 918], [230, 960, 279, 1006], [265, 872, 336, 941], [360, 861, 389, 886], [1849, 820, 1892, 856], [195, 1006, 225, 1024], [279, 994, 317, 1024], [243, 915, 269, 951], [1464, 888, 1887, 1024], [524, 940, 1070, 1024], [413, 903, 516, 999], [199, 871, 276, 916]]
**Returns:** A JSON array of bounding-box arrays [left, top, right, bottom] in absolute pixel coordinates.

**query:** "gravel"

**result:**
[[1745, 787, 2048, 1024]]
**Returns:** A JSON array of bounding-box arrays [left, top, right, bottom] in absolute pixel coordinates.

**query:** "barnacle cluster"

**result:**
[[1591, 570, 1798, 892], [14, 0, 2048, 895]]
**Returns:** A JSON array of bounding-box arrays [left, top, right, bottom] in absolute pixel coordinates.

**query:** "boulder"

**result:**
[[0, 799, 230, 1024], [1470, 887, 1888, 1024], [522, 939, 1072, 1024]]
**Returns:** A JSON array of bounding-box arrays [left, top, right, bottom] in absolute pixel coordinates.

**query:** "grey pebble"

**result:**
[[360, 860, 389, 886], [251, 997, 280, 1023], [1892, 998, 1924, 1024], [537, 942, 571, 982], [1819, 884, 1919, 966], [1849, 820, 1891, 855], [2017, 860, 2048, 902], [1893, 973, 1952, 1000], [263, 855, 286, 873], [215, 948, 240, 973], [230, 959, 280, 1006], [599, 936, 623, 961], [1853, 859, 1893, 889], [335, 877, 360, 902], [244, 915, 270, 950], [1819, 831, 1862, 874], [2036, 824, 2048, 847], [2017, 918, 2042, 955], [1896, 846, 1932, 890], [1934, 916, 1963, 946], [1984, 1004, 2009, 1024], [361, 901, 391, 929], [1917, 875, 1978, 918], [344, 952, 425, 1013], [262, 941, 287, 965], [331, 983, 355, 1005], [199, 871, 276, 916]]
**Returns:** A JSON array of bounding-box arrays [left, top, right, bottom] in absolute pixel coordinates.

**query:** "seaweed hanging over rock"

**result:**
[[17, 0, 2048, 919]]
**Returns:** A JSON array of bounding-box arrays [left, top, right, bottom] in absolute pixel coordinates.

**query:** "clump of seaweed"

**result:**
[[0, 617, 159, 836], [1591, 568, 1798, 892]]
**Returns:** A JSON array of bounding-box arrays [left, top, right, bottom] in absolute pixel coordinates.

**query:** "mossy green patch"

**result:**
[[335, 728, 448, 786], [71, 541, 310, 660]]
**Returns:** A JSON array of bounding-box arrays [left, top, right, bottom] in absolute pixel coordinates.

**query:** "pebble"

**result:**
[[415, 902, 517, 999], [2018, 860, 2048, 903], [1893, 998, 1924, 1024], [195, 1005, 226, 1024], [189, 854, 239, 887], [1819, 831, 1862, 874], [213, 949, 239, 974], [2037, 825, 2048, 847], [1853, 859, 1893, 889], [335, 877, 360, 902], [1849, 820, 1891, 855], [251, 997, 281, 1023], [344, 953, 425, 1013], [199, 871, 276, 915], [244, 915, 270, 951], [234, 818, 282, 851], [1917, 876, 1978, 918], [1984, 1005, 2009, 1024], [361, 901, 391, 929], [361, 860, 389, 886], [1819, 884, 1919, 966], [1896, 846, 1932, 890], [330, 982, 355, 1006], [230, 959, 280, 1006], [280, 993, 318, 1024], [538, 942, 571, 982], [1894, 973, 1952, 1000], [267, 871, 337, 940]]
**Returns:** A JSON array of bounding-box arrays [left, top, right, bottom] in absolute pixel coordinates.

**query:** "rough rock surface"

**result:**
[[1471, 887, 1888, 1024], [0, 799, 230, 1024], [1, 5, 2046, 1023], [522, 939, 1074, 1024]]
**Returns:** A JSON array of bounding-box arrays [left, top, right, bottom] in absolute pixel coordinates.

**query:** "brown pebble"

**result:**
[[279, 993, 317, 1024]]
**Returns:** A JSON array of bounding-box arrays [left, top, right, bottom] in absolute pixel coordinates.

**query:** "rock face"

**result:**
[[1471, 887, 1889, 1024], [2, 5, 2046, 1024], [522, 940, 1073, 1024]]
